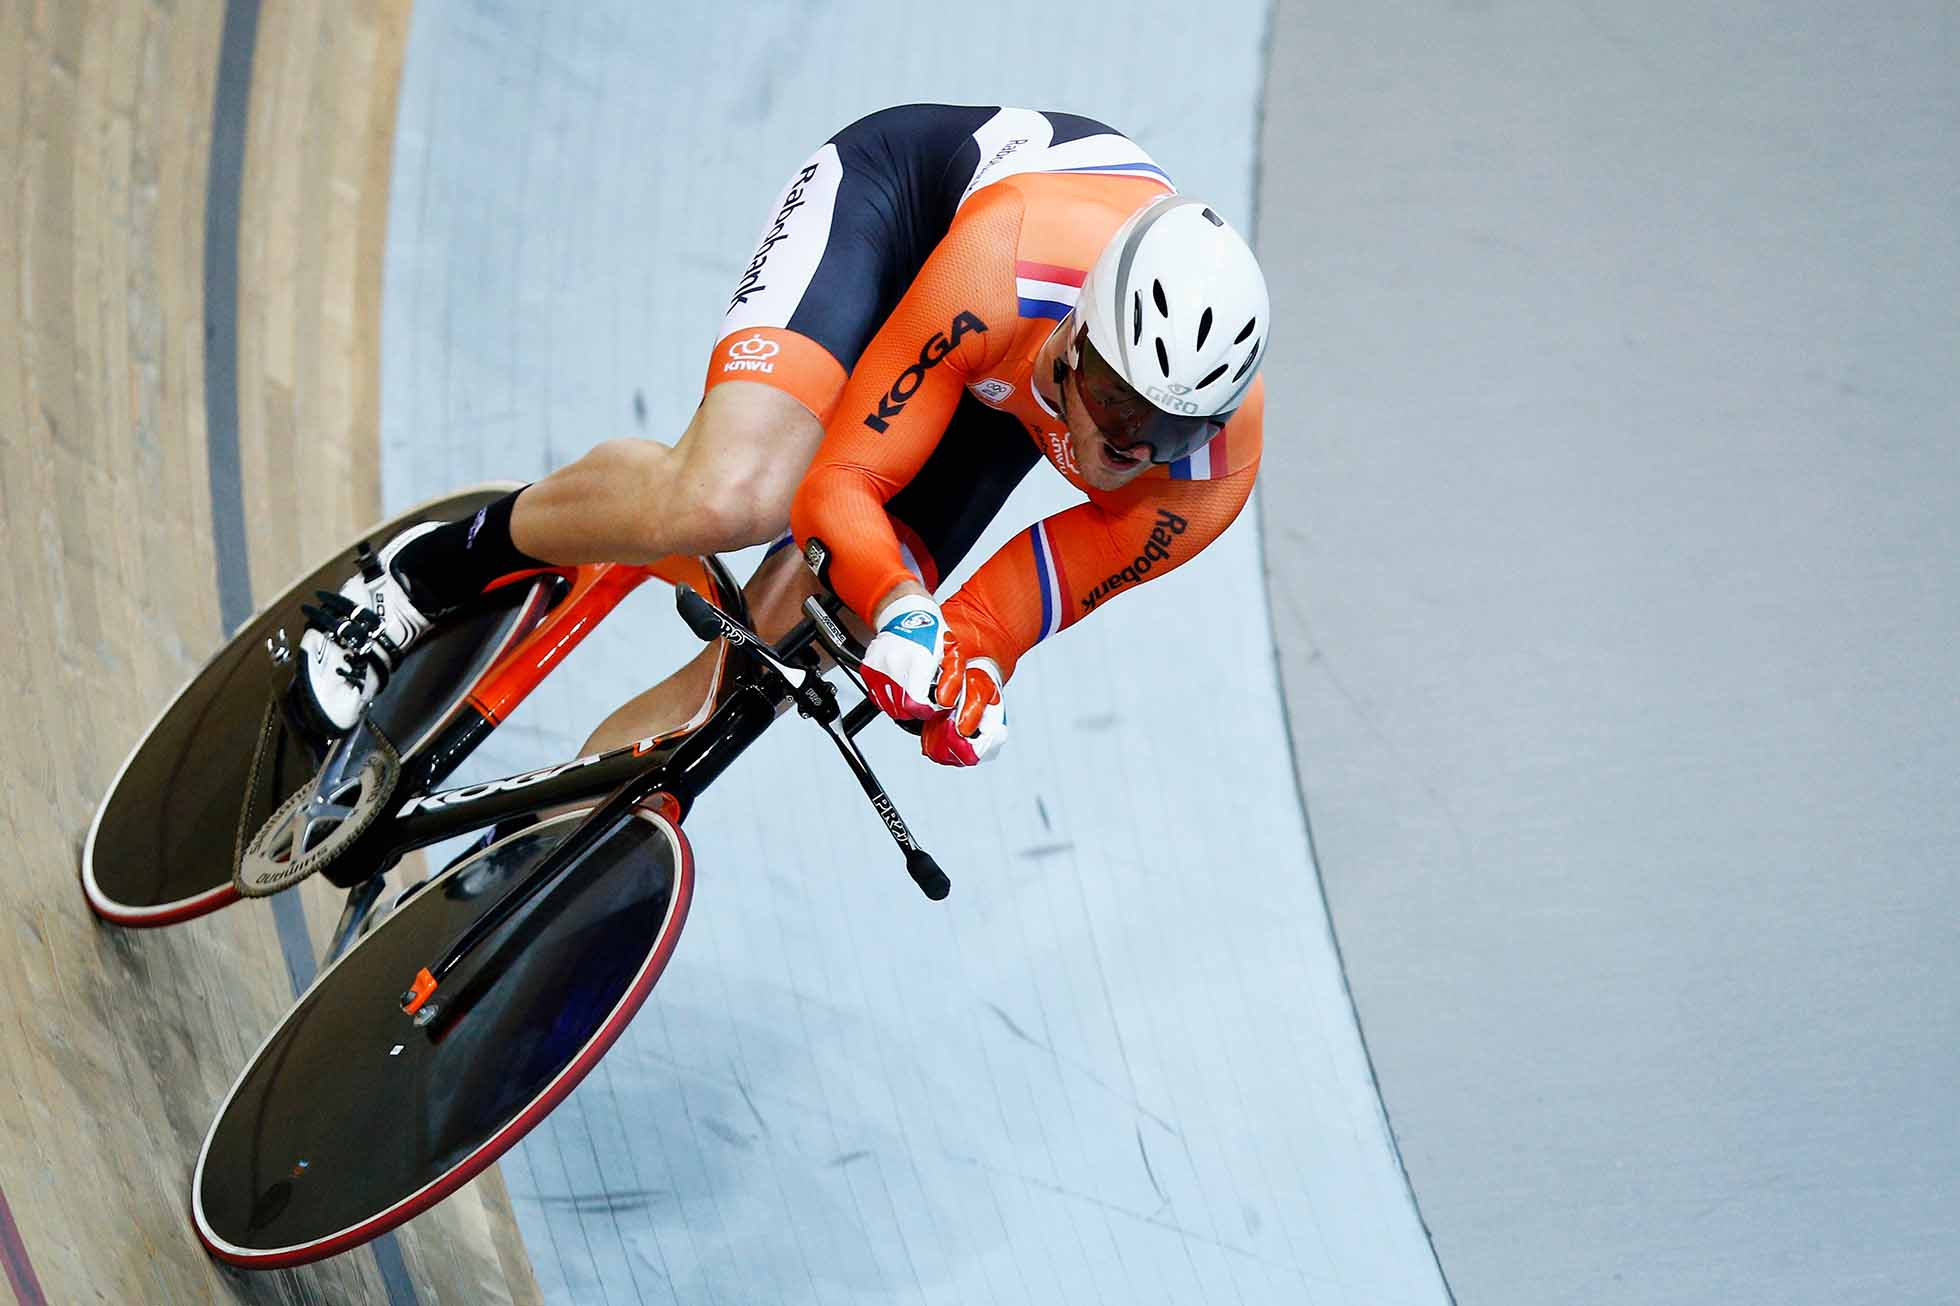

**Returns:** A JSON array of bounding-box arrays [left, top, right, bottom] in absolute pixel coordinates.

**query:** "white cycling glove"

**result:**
[[860, 593, 963, 721], [921, 657, 1007, 767]]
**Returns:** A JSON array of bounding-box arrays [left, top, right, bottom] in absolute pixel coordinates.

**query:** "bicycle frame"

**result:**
[[317, 555, 732, 856], [314, 554, 864, 949], [310, 545, 946, 976], [376, 556, 733, 813]]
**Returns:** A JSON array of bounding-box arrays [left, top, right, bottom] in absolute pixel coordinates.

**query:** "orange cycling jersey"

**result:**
[[790, 170, 1265, 681]]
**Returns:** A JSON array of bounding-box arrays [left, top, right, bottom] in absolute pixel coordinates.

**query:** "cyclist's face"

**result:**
[[1062, 369, 1155, 491]]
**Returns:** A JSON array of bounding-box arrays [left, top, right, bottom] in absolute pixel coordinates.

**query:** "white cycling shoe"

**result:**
[[294, 522, 442, 734]]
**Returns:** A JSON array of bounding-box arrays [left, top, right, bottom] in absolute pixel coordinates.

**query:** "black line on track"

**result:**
[[204, 0, 256, 636], [204, 2, 421, 1302], [0, 1182, 49, 1306]]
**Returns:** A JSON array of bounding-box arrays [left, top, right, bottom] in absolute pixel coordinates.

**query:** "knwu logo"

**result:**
[[864, 312, 988, 432], [1043, 429, 1080, 475], [723, 334, 780, 375]]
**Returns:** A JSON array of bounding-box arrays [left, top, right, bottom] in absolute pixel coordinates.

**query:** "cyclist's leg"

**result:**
[[509, 381, 824, 564], [393, 124, 923, 613], [554, 127, 956, 750]]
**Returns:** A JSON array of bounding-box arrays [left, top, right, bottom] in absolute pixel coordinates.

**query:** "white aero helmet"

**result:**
[[1065, 194, 1269, 464]]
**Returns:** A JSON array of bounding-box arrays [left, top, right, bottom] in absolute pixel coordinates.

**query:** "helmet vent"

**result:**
[[1201, 207, 1224, 227], [1152, 279, 1169, 317], [1197, 362, 1229, 390], [1234, 317, 1258, 344], [1131, 292, 1143, 345], [1155, 338, 1171, 378], [1196, 307, 1213, 350], [1232, 339, 1262, 383]]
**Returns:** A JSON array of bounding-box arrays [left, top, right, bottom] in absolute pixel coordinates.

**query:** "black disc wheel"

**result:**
[[191, 799, 693, 1266], [82, 485, 546, 926]]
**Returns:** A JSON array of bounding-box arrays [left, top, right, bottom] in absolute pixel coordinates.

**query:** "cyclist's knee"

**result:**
[[672, 461, 796, 551], [667, 398, 819, 550], [583, 436, 673, 485]]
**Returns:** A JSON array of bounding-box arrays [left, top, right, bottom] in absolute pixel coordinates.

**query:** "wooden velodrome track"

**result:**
[[1, 2, 540, 1301]]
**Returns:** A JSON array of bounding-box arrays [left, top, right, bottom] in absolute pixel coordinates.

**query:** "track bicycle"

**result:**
[[81, 487, 949, 1268]]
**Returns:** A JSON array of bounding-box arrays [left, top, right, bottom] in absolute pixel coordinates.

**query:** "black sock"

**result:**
[[394, 488, 551, 614]]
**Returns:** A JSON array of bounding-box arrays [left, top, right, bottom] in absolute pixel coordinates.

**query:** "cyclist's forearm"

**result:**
[[791, 461, 916, 623], [943, 463, 1260, 677]]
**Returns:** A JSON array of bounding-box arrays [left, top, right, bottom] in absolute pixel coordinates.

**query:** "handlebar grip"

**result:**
[[905, 848, 951, 901], [675, 585, 726, 643]]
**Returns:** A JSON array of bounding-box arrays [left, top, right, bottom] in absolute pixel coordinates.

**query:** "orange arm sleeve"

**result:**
[[790, 188, 1024, 621], [942, 457, 1260, 681]]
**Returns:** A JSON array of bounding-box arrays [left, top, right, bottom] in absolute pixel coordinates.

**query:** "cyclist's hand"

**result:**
[[921, 658, 1006, 766], [861, 593, 963, 721]]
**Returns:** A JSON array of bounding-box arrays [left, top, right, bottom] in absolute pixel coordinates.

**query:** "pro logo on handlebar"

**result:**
[[873, 793, 917, 851]]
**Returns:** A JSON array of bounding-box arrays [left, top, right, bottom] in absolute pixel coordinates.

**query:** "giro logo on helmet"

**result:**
[[864, 312, 988, 432], [1145, 386, 1202, 415]]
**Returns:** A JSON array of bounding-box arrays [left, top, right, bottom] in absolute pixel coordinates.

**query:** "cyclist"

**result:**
[[298, 104, 1266, 767]]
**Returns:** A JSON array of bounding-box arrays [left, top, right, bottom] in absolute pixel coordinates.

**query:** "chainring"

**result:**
[[234, 724, 402, 898]]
